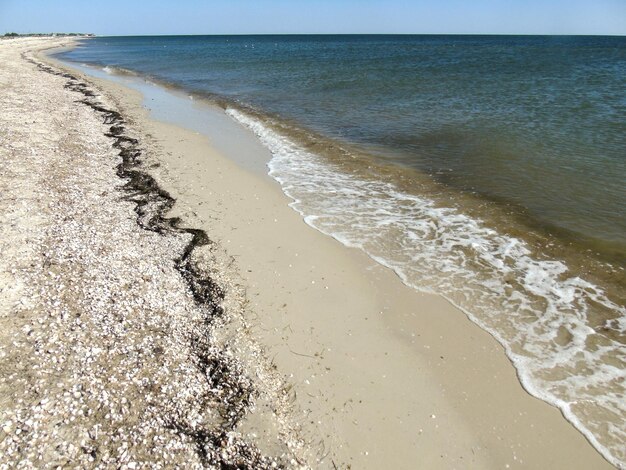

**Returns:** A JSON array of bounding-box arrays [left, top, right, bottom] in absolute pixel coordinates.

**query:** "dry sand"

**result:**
[[0, 36, 615, 469]]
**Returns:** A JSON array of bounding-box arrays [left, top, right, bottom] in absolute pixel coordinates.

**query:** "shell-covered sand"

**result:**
[[0, 37, 306, 469]]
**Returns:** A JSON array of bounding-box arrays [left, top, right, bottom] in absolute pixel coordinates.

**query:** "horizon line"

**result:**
[[4, 31, 625, 38], [93, 32, 626, 38]]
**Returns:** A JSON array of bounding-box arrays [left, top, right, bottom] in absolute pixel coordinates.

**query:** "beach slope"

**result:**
[[0, 37, 304, 468], [0, 37, 615, 469]]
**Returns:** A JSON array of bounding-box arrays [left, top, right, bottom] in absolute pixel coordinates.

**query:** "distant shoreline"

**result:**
[[2, 32, 95, 38]]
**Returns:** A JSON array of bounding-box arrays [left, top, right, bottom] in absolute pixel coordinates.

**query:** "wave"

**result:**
[[226, 107, 626, 469], [102, 65, 138, 77]]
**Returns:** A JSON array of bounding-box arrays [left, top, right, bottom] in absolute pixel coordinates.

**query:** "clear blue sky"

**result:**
[[1, 0, 624, 36]]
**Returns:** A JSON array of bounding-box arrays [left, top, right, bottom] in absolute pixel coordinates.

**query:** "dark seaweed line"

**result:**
[[25, 54, 284, 470]]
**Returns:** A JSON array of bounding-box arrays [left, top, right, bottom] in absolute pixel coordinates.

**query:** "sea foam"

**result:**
[[227, 107, 626, 468]]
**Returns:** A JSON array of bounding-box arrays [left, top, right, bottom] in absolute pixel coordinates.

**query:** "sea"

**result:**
[[56, 35, 626, 467]]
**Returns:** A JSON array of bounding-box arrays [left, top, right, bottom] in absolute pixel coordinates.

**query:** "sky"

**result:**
[[0, 0, 624, 36]]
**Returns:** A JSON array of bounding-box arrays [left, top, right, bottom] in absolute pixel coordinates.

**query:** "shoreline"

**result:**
[[0, 36, 616, 468], [49, 47, 624, 469], [56, 43, 626, 467], [44, 39, 618, 469], [44, 43, 618, 468]]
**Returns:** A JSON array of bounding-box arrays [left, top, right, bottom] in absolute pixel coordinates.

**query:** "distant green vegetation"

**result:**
[[4, 32, 19, 37]]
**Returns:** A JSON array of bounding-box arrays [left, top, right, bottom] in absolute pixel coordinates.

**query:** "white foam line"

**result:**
[[226, 107, 625, 469]]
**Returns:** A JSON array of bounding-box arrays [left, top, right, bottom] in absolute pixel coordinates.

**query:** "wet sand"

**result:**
[[0, 36, 615, 469]]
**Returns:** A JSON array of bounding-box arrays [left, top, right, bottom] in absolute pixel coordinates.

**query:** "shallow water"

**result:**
[[59, 35, 626, 467]]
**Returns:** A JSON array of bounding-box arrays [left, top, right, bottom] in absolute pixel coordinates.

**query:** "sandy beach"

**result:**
[[0, 36, 616, 468]]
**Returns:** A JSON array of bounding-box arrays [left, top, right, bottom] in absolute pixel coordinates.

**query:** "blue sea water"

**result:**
[[58, 35, 626, 467]]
